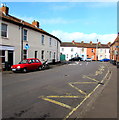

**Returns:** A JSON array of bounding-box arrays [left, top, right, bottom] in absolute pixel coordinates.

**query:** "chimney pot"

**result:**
[[1, 5, 9, 15], [32, 20, 40, 28], [90, 41, 92, 44]]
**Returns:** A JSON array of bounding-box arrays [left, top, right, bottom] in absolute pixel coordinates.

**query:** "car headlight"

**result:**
[[17, 66, 21, 69]]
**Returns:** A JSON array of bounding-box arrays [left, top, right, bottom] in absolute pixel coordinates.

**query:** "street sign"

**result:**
[[24, 44, 30, 50]]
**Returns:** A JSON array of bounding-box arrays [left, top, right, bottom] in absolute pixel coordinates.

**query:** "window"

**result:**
[[82, 55, 84, 58], [23, 29, 27, 41], [1, 23, 7, 37], [49, 51, 52, 60], [54, 40, 56, 46], [67, 54, 68, 58], [49, 38, 52, 46], [62, 48, 64, 51], [92, 49, 94, 52], [82, 48, 84, 52], [41, 50, 44, 60], [23, 50, 27, 59], [71, 48, 73, 52], [105, 49, 106, 53], [92, 55, 94, 59], [35, 51, 37, 58], [54, 52, 55, 59], [42, 35, 44, 45], [0, 50, 5, 63]]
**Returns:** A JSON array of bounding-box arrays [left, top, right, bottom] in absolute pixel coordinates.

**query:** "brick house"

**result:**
[[110, 33, 119, 66]]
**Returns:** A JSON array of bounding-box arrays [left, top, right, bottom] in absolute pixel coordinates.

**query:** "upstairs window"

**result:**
[[49, 38, 52, 46], [23, 29, 27, 41], [42, 35, 44, 45], [41, 50, 44, 60], [92, 49, 94, 52], [1, 23, 7, 37]]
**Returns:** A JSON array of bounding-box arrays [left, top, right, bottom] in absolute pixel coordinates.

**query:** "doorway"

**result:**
[[8, 50, 13, 66]]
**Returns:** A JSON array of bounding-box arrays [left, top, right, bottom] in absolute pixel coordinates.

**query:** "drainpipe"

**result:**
[[21, 21, 24, 61]]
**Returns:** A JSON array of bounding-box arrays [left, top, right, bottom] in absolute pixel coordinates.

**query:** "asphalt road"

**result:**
[[2, 61, 111, 119]]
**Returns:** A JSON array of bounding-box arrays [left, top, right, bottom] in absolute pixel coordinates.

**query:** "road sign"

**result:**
[[24, 44, 30, 50]]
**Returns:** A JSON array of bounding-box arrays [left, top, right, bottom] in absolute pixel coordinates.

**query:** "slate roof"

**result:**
[[0, 9, 61, 43], [61, 42, 110, 48]]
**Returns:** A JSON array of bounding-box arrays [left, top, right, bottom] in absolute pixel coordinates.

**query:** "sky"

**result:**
[[1, 2, 118, 43]]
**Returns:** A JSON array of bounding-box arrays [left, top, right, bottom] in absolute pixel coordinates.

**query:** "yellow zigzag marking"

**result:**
[[39, 96, 73, 110], [83, 75, 100, 82], [39, 80, 97, 110], [68, 83, 87, 96], [39, 69, 103, 116], [46, 96, 85, 98]]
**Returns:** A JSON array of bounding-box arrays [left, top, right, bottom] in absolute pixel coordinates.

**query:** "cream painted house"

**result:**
[[0, 5, 61, 69], [60, 42, 87, 61], [97, 48, 110, 60]]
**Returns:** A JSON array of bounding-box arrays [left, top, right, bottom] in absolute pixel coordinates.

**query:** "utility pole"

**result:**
[[96, 39, 98, 61]]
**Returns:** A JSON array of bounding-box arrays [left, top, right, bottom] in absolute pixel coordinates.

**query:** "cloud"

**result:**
[[51, 30, 117, 44]]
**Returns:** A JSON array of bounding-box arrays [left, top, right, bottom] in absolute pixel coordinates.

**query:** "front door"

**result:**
[[8, 50, 13, 66]]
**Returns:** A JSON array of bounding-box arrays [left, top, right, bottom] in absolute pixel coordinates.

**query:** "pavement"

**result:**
[[2, 61, 67, 74], [81, 63, 118, 119]]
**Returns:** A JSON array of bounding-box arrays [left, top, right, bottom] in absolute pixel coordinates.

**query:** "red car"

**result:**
[[11, 58, 43, 73]]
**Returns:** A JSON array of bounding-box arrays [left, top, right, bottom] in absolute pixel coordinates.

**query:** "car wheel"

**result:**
[[38, 66, 42, 71], [22, 68, 27, 73]]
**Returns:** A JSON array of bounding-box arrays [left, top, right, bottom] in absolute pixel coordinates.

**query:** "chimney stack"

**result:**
[[1, 4, 9, 15], [98, 42, 101, 45], [90, 41, 92, 45], [108, 42, 111, 46], [32, 20, 40, 28]]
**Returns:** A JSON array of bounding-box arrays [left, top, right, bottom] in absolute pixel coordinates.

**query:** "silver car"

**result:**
[[85, 58, 92, 62]]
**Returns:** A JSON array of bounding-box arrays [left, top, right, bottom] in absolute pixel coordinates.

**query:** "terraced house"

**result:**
[[0, 5, 61, 70], [110, 33, 119, 66], [60, 41, 110, 61]]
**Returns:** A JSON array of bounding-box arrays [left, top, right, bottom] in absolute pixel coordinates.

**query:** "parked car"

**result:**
[[69, 57, 83, 61], [85, 58, 92, 62], [100, 58, 110, 62], [11, 58, 43, 73], [117, 62, 119, 68]]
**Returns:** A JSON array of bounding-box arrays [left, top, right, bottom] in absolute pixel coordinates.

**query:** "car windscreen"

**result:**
[[19, 60, 28, 64]]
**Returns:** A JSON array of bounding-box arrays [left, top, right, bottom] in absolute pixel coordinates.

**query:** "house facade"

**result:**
[[60, 42, 87, 61], [0, 5, 61, 69], [60, 41, 110, 61], [110, 33, 119, 65]]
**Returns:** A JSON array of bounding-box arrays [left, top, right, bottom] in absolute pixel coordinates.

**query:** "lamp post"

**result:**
[[96, 39, 98, 61]]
